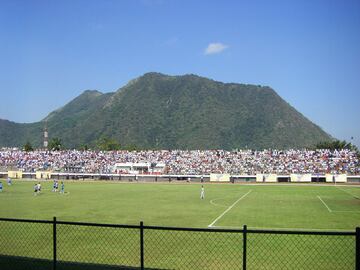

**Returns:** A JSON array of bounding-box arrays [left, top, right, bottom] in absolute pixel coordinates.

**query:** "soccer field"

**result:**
[[0, 180, 359, 229], [0, 180, 359, 269]]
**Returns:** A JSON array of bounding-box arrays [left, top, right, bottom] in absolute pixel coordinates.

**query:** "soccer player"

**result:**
[[60, 182, 65, 194], [37, 182, 41, 194], [53, 180, 59, 192], [200, 185, 205, 199], [0, 181, 3, 192], [34, 183, 38, 195], [7, 177, 12, 186]]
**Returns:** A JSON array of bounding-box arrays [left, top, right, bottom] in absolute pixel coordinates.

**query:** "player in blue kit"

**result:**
[[60, 182, 65, 194]]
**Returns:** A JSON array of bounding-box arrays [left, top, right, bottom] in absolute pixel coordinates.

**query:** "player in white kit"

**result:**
[[200, 185, 205, 199]]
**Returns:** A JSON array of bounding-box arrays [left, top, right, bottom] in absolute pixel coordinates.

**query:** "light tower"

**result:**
[[43, 122, 48, 149]]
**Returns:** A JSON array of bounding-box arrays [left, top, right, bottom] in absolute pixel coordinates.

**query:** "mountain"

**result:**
[[43, 90, 113, 147], [0, 72, 331, 149], [0, 119, 42, 147]]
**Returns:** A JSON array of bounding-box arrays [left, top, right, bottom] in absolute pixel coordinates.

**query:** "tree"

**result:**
[[23, 141, 33, 152], [315, 140, 358, 152], [123, 144, 139, 151], [48, 137, 63, 151], [96, 137, 121, 151], [78, 144, 89, 151]]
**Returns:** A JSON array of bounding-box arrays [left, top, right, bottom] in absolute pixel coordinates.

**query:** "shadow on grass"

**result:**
[[0, 255, 171, 270]]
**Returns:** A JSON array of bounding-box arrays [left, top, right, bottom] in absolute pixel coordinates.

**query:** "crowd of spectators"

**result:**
[[0, 148, 359, 175]]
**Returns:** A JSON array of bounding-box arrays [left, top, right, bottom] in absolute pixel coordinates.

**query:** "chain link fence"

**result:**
[[57, 222, 140, 269], [144, 227, 243, 270], [0, 219, 53, 270], [247, 230, 355, 270], [0, 218, 358, 270]]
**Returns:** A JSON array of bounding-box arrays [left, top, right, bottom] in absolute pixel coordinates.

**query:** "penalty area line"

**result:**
[[317, 194, 360, 213], [317, 195, 332, 213], [335, 186, 360, 200], [208, 190, 252, 228]]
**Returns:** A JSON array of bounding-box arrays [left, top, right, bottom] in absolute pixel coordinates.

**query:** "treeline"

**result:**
[[314, 139, 358, 152], [22, 137, 359, 156], [23, 136, 139, 152]]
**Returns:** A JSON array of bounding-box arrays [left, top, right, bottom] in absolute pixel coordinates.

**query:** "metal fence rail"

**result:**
[[0, 217, 358, 270]]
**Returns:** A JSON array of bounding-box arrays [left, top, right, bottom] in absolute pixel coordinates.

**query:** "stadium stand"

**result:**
[[0, 149, 359, 175]]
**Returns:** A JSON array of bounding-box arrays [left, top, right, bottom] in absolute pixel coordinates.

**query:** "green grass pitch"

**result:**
[[0, 180, 359, 269], [0, 180, 359, 229]]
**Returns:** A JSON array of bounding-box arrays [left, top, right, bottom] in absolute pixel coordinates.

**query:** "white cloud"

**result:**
[[204, 42, 228, 55]]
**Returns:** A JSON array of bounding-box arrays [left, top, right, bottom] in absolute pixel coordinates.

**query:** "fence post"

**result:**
[[243, 225, 247, 270], [356, 227, 359, 270], [53, 217, 57, 270], [140, 221, 144, 270]]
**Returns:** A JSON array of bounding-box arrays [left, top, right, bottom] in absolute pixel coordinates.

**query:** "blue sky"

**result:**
[[0, 0, 359, 147]]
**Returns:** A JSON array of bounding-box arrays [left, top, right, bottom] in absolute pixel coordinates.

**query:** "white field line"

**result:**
[[335, 186, 360, 199], [210, 225, 354, 232], [331, 210, 360, 213], [332, 187, 360, 212], [210, 198, 229, 208], [208, 190, 252, 227], [317, 195, 332, 213]]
